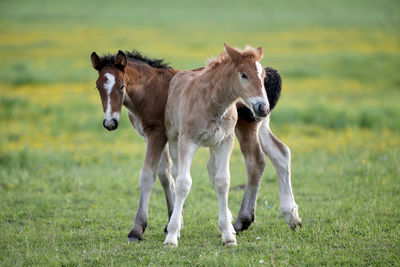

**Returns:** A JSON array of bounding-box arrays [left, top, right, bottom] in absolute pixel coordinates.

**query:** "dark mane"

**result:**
[[98, 49, 171, 70], [125, 50, 170, 69]]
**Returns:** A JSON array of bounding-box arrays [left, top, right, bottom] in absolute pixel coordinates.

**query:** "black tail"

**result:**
[[264, 67, 282, 111]]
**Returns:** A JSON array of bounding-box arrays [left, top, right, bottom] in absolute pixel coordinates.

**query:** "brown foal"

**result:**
[[90, 48, 301, 243]]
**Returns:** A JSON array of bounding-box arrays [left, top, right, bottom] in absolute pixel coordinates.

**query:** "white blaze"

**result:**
[[247, 62, 269, 110], [103, 73, 120, 121], [256, 61, 267, 100]]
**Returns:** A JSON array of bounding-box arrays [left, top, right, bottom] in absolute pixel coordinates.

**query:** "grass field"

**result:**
[[1, 0, 400, 265]]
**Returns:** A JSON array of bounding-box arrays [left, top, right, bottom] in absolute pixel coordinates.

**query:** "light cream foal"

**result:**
[[163, 44, 269, 247]]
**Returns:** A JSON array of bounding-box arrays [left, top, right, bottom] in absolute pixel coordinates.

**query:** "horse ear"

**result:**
[[91, 52, 101, 71], [224, 43, 241, 65], [116, 50, 127, 71], [256, 46, 263, 61]]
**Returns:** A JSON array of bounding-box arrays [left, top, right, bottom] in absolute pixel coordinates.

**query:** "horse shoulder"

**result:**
[[128, 111, 145, 137]]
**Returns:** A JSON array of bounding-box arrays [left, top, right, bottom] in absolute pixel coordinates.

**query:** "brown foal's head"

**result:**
[[91, 50, 127, 131], [225, 43, 269, 118]]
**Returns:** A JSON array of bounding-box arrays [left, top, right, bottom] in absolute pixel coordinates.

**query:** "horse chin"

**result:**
[[106, 126, 118, 131], [253, 115, 264, 122], [253, 113, 265, 122], [249, 103, 270, 121]]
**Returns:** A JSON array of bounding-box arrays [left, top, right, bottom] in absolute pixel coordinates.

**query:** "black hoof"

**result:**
[[233, 214, 255, 233], [289, 218, 303, 231], [127, 229, 143, 242], [127, 237, 141, 243]]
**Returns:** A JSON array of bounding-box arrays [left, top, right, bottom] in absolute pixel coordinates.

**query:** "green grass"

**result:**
[[1, 0, 400, 265]]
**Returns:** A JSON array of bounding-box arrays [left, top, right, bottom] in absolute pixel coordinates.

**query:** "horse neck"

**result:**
[[123, 62, 176, 113], [205, 62, 238, 118]]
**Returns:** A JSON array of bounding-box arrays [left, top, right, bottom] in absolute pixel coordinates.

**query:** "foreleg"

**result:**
[[127, 132, 167, 242], [164, 137, 198, 247]]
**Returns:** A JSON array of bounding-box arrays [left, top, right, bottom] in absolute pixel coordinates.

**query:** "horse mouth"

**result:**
[[251, 102, 269, 117], [103, 118, 119, 131]]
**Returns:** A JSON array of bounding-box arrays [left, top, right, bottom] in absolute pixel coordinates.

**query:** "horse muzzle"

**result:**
[[252, 101, 269, 117], [103, 118, 118, 131]]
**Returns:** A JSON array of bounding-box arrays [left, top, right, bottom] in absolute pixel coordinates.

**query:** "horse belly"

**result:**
[[165, 91, 185, 142]]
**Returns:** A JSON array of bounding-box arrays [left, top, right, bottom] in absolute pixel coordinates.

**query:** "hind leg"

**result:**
[[157, 146, 175, 234], [259, 117, 302, 230], [165, 139, 183, 236], [233, 119, 266, 232], [208, 150, 233, 225]]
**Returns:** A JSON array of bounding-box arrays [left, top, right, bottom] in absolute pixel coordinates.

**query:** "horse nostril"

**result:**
[[257, 102, 265, 114], [253, 102, 269, 117], [103, 119, 107, 129], [111, 118, 118, 130]]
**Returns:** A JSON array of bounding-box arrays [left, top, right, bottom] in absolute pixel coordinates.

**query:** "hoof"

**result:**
[[127, 229, 143, 242], [127, 237, 141, 243], [223, 240, 237, 246], [288, 216, 302, 230], [164, 225, 181, 239], [164, 233, 179, 247], [163, 241, 178, 248], [222, 230, 237, 247], [283, 206, 302, 230], [233, 214, 254, 233], [163, 242, 178, 248]]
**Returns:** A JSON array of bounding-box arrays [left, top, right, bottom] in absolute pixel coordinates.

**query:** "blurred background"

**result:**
[[0, 0, 399, 265], [1, 0, 399, 129]]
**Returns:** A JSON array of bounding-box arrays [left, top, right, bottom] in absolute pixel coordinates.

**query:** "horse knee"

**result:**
[[175, 175, 192, 198], [279, 142, 290, 160], [276, 144, 291, 171], [265, 134, 291, 169], [214, 176, 230, 193]]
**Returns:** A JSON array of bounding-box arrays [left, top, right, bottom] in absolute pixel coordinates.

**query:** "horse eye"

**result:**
[[240, 73, 248, 79], [120, 85, 124, 91]]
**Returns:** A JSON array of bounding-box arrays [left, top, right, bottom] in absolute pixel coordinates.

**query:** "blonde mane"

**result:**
[[206, 46, 260, 70]]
